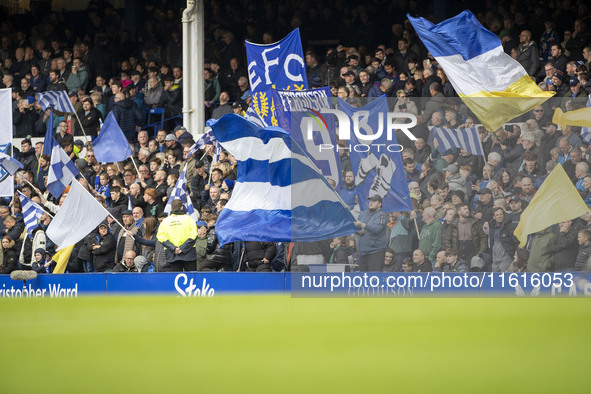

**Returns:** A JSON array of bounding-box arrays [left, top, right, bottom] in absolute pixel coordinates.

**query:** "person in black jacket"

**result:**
[[487, 208, 519, 272], [159, 76, 182, 119], [91, 222, 116, 272], [575, 229, 591, 271], [243, 241, 277, 272], [112, 92, 140, 139], [201, 214, 233, 271], [19, 138, 38, 172], [548, 220, 579, 271], [1, 236, 19, 274], [78, 231, 96, 272], [75, 98, 101, 138], [13, 98, 39, 138]]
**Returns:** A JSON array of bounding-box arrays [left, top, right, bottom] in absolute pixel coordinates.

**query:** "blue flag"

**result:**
[[245, 29, 307, 127], [211, 114, 356, 245], [42, 106, 57, 156], [273, 87, 342, 188], [92, 112, 133, 163], [338, 98, 412, 212]]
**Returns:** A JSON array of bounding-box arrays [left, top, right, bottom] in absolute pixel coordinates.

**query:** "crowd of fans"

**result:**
[[0, 0, 591, 274]]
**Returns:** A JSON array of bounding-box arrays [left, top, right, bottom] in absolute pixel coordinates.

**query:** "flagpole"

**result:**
[[73, 179, 136, 240], [130, 157, 141, 179]]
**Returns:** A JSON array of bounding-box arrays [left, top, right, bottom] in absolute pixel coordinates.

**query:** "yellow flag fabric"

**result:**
[[552, 107, 591, 129], [514, 164, 588, 246], [51, 244, 75, 274]]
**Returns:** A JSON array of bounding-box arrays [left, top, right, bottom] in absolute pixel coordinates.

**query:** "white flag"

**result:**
[[46, 180, 110, 249]]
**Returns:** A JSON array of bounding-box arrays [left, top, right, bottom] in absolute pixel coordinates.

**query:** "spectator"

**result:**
[[91, 222, 116, 272], [156, 199, 198, 272], [112, 250, 138, 272], [211, 91, 232, 119], [354, 195, 387, 272], [526, 227, 555, 272]]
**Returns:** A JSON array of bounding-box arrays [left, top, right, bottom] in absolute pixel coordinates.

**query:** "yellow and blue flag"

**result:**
[[408, 10, 554, 131]]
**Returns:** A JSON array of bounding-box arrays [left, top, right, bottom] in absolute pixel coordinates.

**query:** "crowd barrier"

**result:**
[[2, 271, 591, 298]]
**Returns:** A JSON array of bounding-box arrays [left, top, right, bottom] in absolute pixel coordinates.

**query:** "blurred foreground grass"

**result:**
[[0, 296, 589, 393]]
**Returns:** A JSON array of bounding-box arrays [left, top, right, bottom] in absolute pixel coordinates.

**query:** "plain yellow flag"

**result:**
[[514, 164, 588, 246], [52, 244, 75, 274], [552, 107, 591, 129]]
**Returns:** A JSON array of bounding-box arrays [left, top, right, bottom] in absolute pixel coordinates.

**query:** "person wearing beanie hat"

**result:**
[[143, 188, 163, 218], [31, 248, 48, 273], [550, 69, 569, 96]]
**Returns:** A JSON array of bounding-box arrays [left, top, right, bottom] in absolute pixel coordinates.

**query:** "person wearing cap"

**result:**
[[164, 133, 183, 161], [474, 188, 494, 224], [156, 199, 198, 271], [561, 75, 587, 110], [508, 195, 525, 224], [195, 220, 209, 271], [91, 221, 117, 272], [114, 210, 142, 264], [354, 195, 388, 272], [174, 125, 193, 145], [342, 70, 360, 96]]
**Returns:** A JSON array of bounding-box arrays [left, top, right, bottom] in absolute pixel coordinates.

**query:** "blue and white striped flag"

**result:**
[[18, 191, 46, 238], [211, 114, 356, 245], [164, 164, 198, 221], [0, 153, 23, 175], [433, 126, 485, 156], [46, 138, 80, 198], [35, 91, 76, 113], [581, 96, 591, 144], [185, 129, 217, 158]]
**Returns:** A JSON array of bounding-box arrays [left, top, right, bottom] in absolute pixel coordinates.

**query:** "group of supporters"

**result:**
[[1, 1, 591, 273]]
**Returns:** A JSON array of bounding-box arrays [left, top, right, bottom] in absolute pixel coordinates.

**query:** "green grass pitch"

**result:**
[[0, 296, 589, 393]]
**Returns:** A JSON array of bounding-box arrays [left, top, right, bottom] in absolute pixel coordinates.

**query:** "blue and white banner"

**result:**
[[337, 98, 412, 212], [46, 139, 80, 199], [211, 114, 356, 245], [164, 164, 198, 221], [35, 91, 76, 113], [18, 191, 46, 238], [0, 89, 13, 197], [433, 126, 485, 156], [245, 29, 307, 126], [273, 87, 342, 188]]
